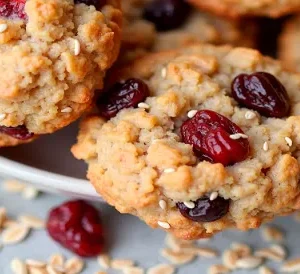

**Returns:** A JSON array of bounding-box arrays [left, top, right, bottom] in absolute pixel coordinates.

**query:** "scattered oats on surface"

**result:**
[[259, 266, 274, 274], [3, 179, 26, 192], [25, 259, 46, 267], [19, 215, 45, 229], [27, 266, 48, 274], [281, 257, 300, 272], [255, 245, 286, 261], [182, 246, 218, 258], [22, 186, 39, 200], [11, 258, 27, 274], [235, 256, 263, 269], [49, 253, 65, 267], [160, 248, 196, 265], [263, 141, 269, 151], [285, 136, 293, 147], [187, 110, 198, 118], [157, 221, 171, 229], [270, 244, 286, 258], [261, 226, 284, 242], [0, 23, 7, 33], [0, 207, 7, 228], [111, 259, 135, 270], [159, 200, 167, 210], [61, 107, 73, 113], [147, 264, 175, 274], [222, 249, 239, 270], [122, 266, 144, 274], [208, 264, 230, 274], [183, 201, 195, 209], [231, 242, 251, 257], [46, 264, 63, 274], [94, 272, 107, 274], [138, 103, 150, 109], [2, 224, 30, 244], [97, 254, 111, 269], [3, 219, 18, 228], [245, 111, 256, 120], [164, 234, 195, 252], [65, 257, 85, 274]]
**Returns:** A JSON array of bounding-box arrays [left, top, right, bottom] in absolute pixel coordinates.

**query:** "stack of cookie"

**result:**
[[3, 0, 300, 240]]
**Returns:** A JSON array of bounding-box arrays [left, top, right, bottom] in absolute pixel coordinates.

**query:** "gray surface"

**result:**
[[1, 187, 300, 273]]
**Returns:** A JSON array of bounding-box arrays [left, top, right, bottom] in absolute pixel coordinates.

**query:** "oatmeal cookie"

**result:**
[[279, 16, 300, 72], [72, 44, 300, 239], [121, 0, 256, 61], [0, 0, 122, 147], [187, 0, 300, 18]]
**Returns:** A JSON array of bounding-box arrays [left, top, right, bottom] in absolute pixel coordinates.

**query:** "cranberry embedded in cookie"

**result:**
[[232, 72, 290, 118], [47, 200, 104, 257], [97, 78, 150, 119], [181, 110, 250, 166], [143, 0, 189, 31], [177, 196, 230, 222], [0, 0, 26, 19], [0, 125, 33, 140]]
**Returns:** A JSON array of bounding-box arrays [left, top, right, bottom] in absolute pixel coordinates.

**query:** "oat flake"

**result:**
[[160, 248, 195, 265], [208, 264, 230, 274], [49, 253, 65, 267], [259, 266, 274, 274], [2, 224, 30, 244], [19, 215, 45, 229], [65, 257, 85, 274], [11, 258, 28, 274], [97, 254, 110, 269], [111, 259, 135, 270], [123, 266, 145, 274], [281, 257, 300, 272], [147, 264, 175, 274]]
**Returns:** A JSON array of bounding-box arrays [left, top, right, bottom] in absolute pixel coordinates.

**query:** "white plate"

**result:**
[[0, 122, 100, 201]]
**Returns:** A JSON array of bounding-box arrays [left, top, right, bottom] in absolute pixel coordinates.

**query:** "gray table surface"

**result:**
[[1, 184, 300, 274]]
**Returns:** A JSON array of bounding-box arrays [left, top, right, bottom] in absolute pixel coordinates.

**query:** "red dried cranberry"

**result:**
[[74, 0, 101, 10], [46, 200, 104, 257], [97, 78, 150, 119], [177, 196, 230, 222], [143, 0, 189, 31], [181, 110, 249, 166], [0, 125, 33, 140], [232, 72, 290, 118], [0, 0, 26, 19]]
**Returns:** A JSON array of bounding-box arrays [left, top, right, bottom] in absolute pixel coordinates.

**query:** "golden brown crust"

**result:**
[[72, 44, 300, 239], [187, 0, 300, 18]]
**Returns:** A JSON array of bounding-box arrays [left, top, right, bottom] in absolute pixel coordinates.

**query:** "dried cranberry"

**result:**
[[97, 78, 150, 119], [181, 110, 249, 166], [0, 125, 33, 140], [177, 196, 230, 222], [74, 0, 101, 10], [143, 0, 189, 31], [46, 200, 104, 257], [0, 0, 26, 19], [232, 72, 290, 118]]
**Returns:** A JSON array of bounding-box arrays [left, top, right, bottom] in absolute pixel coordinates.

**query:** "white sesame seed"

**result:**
[[161, 68, 167, 78], [138, 102, 150, 109], [263, 142, 269, 151], [159, 200, 167, 210], [74, 39, 80, 55], [229, 133, 248, 140], [61, 107, 72, 113], [0, 113, 6, 121], [158, 221, 170, 229], [210, 192, 219, 201], [245, 111, 256, 120], [285, 137, 293, 147], [0, 24, 8, 33], [164, 168, 175, 173], [183, 201, 195, 209], [187, 110, 198, 118]]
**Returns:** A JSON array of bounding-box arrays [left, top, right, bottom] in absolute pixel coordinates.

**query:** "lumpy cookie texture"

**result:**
[[72, 44, 300, 239], [0, 0, 122, 147], [121, 0, 255, 61], [279, 16, 300, 72], [187, 0, 300, 18]]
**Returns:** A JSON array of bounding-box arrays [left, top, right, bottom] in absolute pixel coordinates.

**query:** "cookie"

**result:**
[[279, 16, 300, 72], [0, 0, 122, 147], [187, 0, 300, 18], [72, 44, 300, 239], [121, 0, 256, 61]]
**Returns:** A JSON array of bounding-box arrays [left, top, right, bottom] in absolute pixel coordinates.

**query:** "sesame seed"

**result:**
[[285, 137, 293, 147], [159, 200, 167, 210], [0, 24, 8, 33], [263, 142, 269, 151], [161, 68, 167, 78], [61, 107, 72, 113], [138, 102, 150, 109], [187, 110, 198, 118], [210, 192, 218, 201], [183, 201, 195, 209], [74, 39, 80, 55], [158, 221, 171, 229], [0, 113, 6, 121], [164, 168, 175, 173], [229, 133, 248, 140], [245, 111, 256, 120]]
